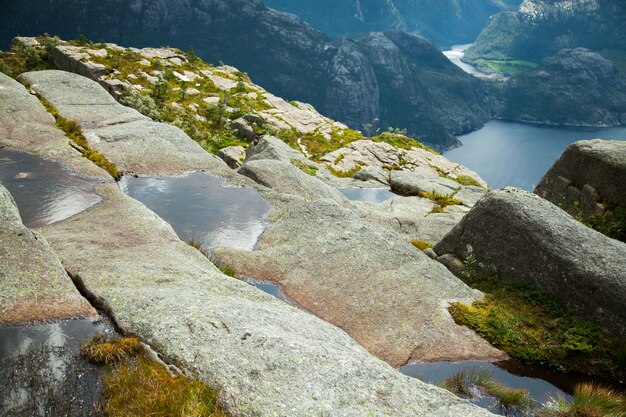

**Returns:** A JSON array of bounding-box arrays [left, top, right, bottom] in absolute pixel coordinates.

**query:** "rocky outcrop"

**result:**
[[536, 139, 626, 211], [0, 2, 492, 148], [0, 72, 109, 180], [18, 70, 229, 176], [217, 146, 246, 168], [39, 181, 498, 417], [321, 139, 486, 186], [499, 48, 626, 126], [212, 197, 505, 367], [434, 188, 626, 339], [0, 182, 95, 324]]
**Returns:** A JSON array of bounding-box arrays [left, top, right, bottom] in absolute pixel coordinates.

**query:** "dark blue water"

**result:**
[[444, 121, 626, 190]]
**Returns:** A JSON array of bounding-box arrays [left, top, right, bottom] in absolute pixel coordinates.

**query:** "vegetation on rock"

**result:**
[[81, 336, 226, 417], [449, 271, 626, 383], [539, 383, 626, 417]]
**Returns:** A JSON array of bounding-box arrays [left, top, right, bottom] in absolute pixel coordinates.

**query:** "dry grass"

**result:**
[[540, 383, 626, 417], [81, 336, 141, 366]]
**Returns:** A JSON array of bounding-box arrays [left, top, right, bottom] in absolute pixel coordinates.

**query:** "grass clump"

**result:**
[[187, 233, 209, 257], [444, 369, 532, 411], [448, 272, 626, 382], [584, 205, 626, 243], [420, 190, 462, 208], [411, 240, 432, 250], [451, 175, 484, 188], [540, 383, 626, 417], [82, 335, 226, 417], [290, 158, 319, 176], [82, 336, 141, 366]]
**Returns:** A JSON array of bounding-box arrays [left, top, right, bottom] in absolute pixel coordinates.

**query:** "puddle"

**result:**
[[339, 188, 397, 203], [401, 360, 572, 415], [121, 172, 270, 251], [0, 318, 116, 416], [0, 149, 102, 227]]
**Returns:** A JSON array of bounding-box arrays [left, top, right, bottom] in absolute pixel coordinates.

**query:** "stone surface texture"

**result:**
[[0, 182, 95, 324], [435, 188, 626, 338]]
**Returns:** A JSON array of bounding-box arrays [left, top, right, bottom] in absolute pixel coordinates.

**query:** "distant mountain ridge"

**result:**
[[0, 0, 493, 149], [264, 0, 522, 46]]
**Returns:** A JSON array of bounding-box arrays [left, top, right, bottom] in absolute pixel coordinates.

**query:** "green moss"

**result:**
[[327, 164, 363, 178], [81, 336, 141, 366], [451, 175, 484, 188], [290, 158, 319, 176], [420, 190, 462, 208], [448, 273, 626, 382], [370, 131, 438, 154], [38, 97, 121, 180]]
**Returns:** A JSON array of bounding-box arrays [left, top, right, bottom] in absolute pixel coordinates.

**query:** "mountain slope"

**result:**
[[264, 0, 522, 46], [0, 0, 491, 149]]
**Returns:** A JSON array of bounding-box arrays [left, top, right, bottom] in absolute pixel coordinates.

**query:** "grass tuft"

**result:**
[[81, 336, 141, 366], [290, 158, 319, 176], [540, 383, 626, 417]]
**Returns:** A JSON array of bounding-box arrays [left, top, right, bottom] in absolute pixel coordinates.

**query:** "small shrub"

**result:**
[[120, 88, 161, 120]]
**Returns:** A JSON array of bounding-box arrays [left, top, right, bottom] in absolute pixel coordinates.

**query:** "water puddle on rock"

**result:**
[[0, 318, 116, 416], [0, 148, 102, 227], [121, 172, 269, 251], [339, 188, 397, 203], [401, 360, 577, 416]]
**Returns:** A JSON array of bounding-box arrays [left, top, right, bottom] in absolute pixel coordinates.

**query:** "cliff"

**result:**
[[0, 0, 492, 150]]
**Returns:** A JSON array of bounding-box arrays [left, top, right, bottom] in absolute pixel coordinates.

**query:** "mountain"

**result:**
[[264, 0, 522, 46], [465, 0, 626, 72], [0, 0, 492, 149]]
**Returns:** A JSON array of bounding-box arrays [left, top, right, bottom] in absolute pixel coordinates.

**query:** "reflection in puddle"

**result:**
[[339, 188, 397, 203], [121, 172, 269, 251], [0, 149, 102, 227], [0, 318, 115, 416], [401, 360, 572, 415]]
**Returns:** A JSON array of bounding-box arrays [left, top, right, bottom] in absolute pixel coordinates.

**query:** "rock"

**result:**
[[390, 170, 460, 196], [19, 70, 228, 176], [353, 167, 389, 185], [434, 188, 626, 338], [213, 198, 504, 367], [535, 139, 626, 217], [321, 139, 486, 186], [230, 117, 258, 142], [245, 135, 305, 163], [437, 254, 472, 281], [0, 182, 95, 324], [423, 248, 438, 259], [40, 183, 497, 417], [0, 72, 109, 180], [218, 146, 246, 169], [455, 186, 489, 207], [239, 160, 348, 204]]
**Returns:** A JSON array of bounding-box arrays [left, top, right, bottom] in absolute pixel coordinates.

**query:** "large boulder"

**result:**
[[0, 72, 108, 179], [535, 139, 626, 217], [212, 198, 504, 368], [18, 70, 228, 176], [0, 182, 95, 324], [391, 170, 460, 196], [434, 188, 626, 338], [40, 183, 497, 417]]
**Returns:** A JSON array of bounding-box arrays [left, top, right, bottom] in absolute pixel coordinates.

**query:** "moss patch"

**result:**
[[410, 240, 432, 251], [290, 158, 319, 176], [448, 273, 626, 382]]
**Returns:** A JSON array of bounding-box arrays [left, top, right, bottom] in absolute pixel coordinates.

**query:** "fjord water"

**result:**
[[444, 122, 626, 190], [442, 44, 480, 75]]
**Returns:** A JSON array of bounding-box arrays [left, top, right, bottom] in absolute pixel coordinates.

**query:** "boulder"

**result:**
[[353, 167, 389, 185], [218, 146, 246, 169], [212, 198, 505, 368], [230, 117, 258, 142], [40, 183, 497, 417], [245, 134, 306, 163], [18, 70, 228, 176], [0, 182, 95, 324], [390, 170, 460, 196], [0, 72, 109, 179], [535, 139, 626, 217], [435, 188, 626, 338], [239, 160, 348, 204]]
